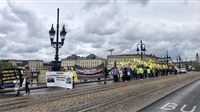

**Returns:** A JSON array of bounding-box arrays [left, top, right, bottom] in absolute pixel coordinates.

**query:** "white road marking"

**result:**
[[160, 102, 178, 110], [180, 105, 197, 112]]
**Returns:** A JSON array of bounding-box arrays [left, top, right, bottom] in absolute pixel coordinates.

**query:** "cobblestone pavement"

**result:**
[[0, 72, 200, 112]]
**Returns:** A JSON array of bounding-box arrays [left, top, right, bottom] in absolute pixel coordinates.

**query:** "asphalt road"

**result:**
[[0, 81, 112, 99], [139, 78, 200, 112]]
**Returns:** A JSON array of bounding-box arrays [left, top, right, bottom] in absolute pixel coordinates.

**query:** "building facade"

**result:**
[[28, 60, 44, 71], [1, 59, 44, 71], [61, 54, 106, 68]]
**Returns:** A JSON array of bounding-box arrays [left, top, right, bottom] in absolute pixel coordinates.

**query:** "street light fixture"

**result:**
[[164, 50, 171, 75], [164, 50, 171, 67], [49, 8, 67, 71], [136, 40, 146, 61], [177, 55, 181, 70]]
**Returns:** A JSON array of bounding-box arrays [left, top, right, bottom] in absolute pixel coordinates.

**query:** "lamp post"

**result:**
[[49, 8, 67, 71], [177, 55, 181, 72], [136, 40, 146, 61], [164, 50, 171, 75], [164, 50, 172, 67]]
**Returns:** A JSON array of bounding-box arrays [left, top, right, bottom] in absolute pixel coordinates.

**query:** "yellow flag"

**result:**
[[111, 61, 114, 67], [174, 66, 179, 70], [99, 60, 103, 65], [120, 61, 126, 67], [72, 70, 78, 83]]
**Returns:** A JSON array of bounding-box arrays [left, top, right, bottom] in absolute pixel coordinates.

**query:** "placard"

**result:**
[[2, 70, 16, 87], [46, 71, 73, 89]]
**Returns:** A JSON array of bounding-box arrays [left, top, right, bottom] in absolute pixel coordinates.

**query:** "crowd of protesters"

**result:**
[[109, 60, 179, 82]]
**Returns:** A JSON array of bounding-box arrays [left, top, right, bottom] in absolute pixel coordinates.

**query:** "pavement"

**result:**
[[0, 78, 112, 93], [1, 73, 200, 112], [0, 83, 47, 93]]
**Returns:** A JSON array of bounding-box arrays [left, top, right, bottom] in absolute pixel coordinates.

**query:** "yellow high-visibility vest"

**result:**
[[136, 68, 140, 74], [139, 68, 143, 74], [147, 68, 151, 74], [70, 70, 78, 83]]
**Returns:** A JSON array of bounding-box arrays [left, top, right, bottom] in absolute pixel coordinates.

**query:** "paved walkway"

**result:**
[[0, 83, 47, 93], [0, 72, 199, 112]]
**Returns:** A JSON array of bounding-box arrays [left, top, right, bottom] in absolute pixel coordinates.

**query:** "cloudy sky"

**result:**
[[0, 0, 200, 62]]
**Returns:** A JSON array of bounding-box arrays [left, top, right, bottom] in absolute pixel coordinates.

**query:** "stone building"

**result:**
[[28, 60, 44, 71], [1, 59, 44, 71], [61, 54, 106, 68]]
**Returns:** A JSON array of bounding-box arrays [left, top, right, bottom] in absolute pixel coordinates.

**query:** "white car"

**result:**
[[180, 68, 187, 73]]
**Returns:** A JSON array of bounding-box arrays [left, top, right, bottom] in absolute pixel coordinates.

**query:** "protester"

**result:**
[[13, 76, 20, 97], [70, 67, 78, 88], [139, 67, 143, 80], [144, 67, 147, 79], [127, 67, 133, 80], [118, 67, 124, 82], [122, 67, 130, 82], [22, 65, 31, 96], [147, 67, 151, 78], [136, 67, 140, 80], [111, 67, 119, 82]]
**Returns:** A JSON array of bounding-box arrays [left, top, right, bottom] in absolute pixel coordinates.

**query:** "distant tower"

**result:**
[[196, 53, 199, 62]]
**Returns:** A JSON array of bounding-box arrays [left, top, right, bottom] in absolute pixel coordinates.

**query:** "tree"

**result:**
[[0, 61, 17, 70]]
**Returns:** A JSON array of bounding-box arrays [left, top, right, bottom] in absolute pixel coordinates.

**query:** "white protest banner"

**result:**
[[46, 71, 73, 89]]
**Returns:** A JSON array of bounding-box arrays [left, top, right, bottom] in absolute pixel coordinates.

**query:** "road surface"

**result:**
[[139, 78, 200, 112]]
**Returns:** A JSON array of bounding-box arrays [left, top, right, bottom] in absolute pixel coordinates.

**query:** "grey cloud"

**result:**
[[83, 0, 150, 11], [140, 0, 150, 6], [66, 26, 106, 49], [105, 20, 200, 60], [2, 42, 39, 54], [84, 4, 123, 36], [0, 39, 6, 49], [0, 1, 51, 60], [1, 0, 199, 62], [91, 40, 105, 48], [82, 0, 111, 11], [7, 1, 47, 40], [64, 12, 74, 20], [0, 22, 17, 34], [0, 8, 20, 34], [127, 0, 150, 6], [0, 8, 20, 23]]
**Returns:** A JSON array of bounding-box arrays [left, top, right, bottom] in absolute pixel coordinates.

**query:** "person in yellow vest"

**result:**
[[69, 67, 78, 88], [136, 67, 140, 80], [147, 67, 151, 78], [139, 67, 143, 79]]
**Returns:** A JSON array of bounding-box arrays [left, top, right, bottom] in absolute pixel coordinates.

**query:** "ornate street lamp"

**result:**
[[164, 50, 171, 75], [49, 8, 67, 71], [136, 40, 146, 61], [164, 50, 171, 67], [177, 55, 181, 70]]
